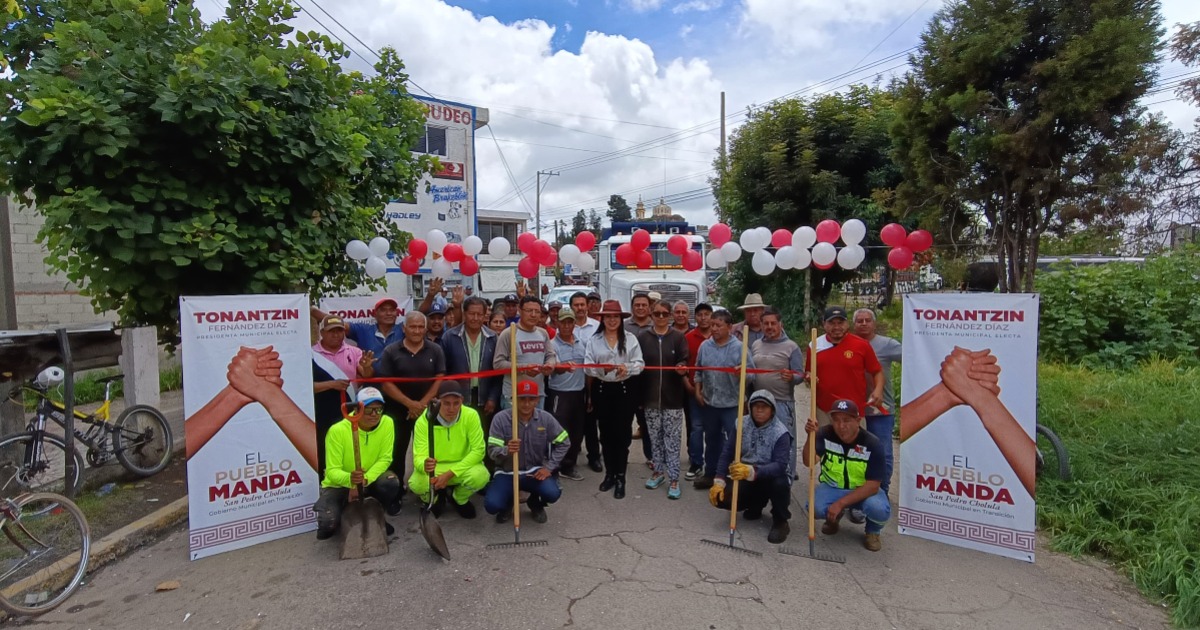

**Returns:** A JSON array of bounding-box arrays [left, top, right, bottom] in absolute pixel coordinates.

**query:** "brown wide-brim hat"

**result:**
[[595, 299, 630, 317]]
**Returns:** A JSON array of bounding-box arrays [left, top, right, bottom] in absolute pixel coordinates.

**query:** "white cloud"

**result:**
[[626, 0, 667, 12], [739, 0, 932, 51], [679, 24, 694, 38], [564, 21, 573, 33], [673, 0, 723, 14]]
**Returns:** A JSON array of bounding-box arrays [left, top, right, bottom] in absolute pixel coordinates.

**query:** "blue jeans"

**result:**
[[483, 472, 562, 514], [697, 405, 736, 478], [687, 399, 705, 469], [811, 484, 891, 534], [865, 414, 895, 494]]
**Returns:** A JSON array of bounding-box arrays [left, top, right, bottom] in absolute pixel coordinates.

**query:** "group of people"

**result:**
[[308, 285, 903, 552]]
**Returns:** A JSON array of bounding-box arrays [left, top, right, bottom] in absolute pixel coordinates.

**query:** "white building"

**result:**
[[475, 208, 529, 303]]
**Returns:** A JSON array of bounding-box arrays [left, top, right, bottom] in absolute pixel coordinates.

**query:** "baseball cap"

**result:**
[[694, 302, 713, 314], [830, 399, 860, 418], [437, 380, 463, 399], [557, 309, 577, 322], [358, 387, 385, 406], [320, 316, 347, 331], [501, 293, 518, 303], [823, 306, 848, 322], [647, 291, 662, 302], [516, 381, 540, 397], [428, 303, 447, 316], [548, 300, 563, 311], [374, 297, 398, 311], [586, 291, 602, 301]]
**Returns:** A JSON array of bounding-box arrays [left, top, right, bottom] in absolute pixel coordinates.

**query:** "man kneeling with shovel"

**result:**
[[315, 387, 401, 539], [410, 381, 489, 519], [485, 381, 570, 524], [709, 390, 793, 544]]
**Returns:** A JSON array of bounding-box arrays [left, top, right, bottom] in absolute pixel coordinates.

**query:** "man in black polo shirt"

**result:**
[[377, 311, 446, 498]]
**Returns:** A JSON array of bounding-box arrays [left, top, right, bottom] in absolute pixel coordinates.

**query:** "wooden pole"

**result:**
[[510, 324, 521, 542], [807, 328, 819, 548], [727, 324, 751, 547]]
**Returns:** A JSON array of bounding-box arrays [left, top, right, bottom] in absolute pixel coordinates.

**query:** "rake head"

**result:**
[[486, 540, 548, 550], [778, 542, 845, 564], [700, 538, 763, 557]]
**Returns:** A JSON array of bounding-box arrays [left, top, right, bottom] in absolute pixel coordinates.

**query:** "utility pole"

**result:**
[[535, 170, 559, 239], [719, 92, 726, 174]]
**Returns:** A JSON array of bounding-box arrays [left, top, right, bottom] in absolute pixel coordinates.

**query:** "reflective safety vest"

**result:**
[[819, 437, 871, 489]]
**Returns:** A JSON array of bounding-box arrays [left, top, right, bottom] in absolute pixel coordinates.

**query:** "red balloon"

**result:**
[[517, 232, 537, 254], [407, 239, 428, 259], [815, 220, 841, 244], [880, 223, 908, 248], [518, 256, 539, 279], [710, 223, 732, 248], [635, 249, 654, 268], [906, 229, 933, 253], [888, 247, 915, 270], [667, 234, 688, 256], [459, 256, 479, 276], [442, 243, 464, 263], [539, 245, 558, 267], [615, 243, 635, 265], [575, 231, 596, 252], [399, 256, 420, 275], [631, 229, 651, 251], [771, 228, 792, 249], [682, 250, 703, 271], [814, 260, 835, 270]]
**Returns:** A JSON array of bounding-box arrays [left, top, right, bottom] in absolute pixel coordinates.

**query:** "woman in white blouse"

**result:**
[[584, 300, 645, 499]]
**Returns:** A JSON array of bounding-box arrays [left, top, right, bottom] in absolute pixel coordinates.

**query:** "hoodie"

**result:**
[[715, 391, 792, 484]]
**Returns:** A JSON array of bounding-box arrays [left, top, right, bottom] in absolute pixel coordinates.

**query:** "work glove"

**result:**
[[708, 478, 727, 507], [728, 463, 755, 482]]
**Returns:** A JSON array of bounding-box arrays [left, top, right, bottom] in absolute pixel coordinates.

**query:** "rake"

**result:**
[[487, 324, 549, 551], [779, 328, 845, 565], [699, 320, 762, 558]]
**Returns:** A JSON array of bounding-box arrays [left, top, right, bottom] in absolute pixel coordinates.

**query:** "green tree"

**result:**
[[890, 0, 1161, 292], [1165, 22, 1200, 229], [0, 0, 435, 341], [713, 85, 901, 324], [571, 209, 587, 236], [587, 209, 602, 233], [606, 194, 632, 222]]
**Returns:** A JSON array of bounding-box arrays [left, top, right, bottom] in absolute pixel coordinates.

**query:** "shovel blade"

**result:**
[[339, 498, 389, 560], [419, 509, 452, 560]]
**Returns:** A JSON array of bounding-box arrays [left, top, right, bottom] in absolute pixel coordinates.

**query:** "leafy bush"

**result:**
[[1037, 248, 1200, 368]]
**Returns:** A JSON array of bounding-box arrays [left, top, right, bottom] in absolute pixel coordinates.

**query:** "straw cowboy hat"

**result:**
[[737, 293, 769, 310], [595, 299, 630, 317]]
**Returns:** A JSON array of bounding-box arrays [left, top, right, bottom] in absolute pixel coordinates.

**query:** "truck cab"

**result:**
[[597, 223, 708, 313]]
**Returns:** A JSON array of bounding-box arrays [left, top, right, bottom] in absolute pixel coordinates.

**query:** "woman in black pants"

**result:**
[[584, 300, 645, 499]]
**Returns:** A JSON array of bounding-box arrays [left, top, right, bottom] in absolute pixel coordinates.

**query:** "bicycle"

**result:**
[[0, 492, 90, 616], [0, 368, 173, 495], [1035, 423, 1071, 481]]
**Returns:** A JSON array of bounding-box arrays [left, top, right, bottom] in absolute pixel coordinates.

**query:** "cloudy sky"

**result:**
[[202, 0, 1200, 231]]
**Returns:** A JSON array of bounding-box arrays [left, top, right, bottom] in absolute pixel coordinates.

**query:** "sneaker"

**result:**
[[848, 508, 866, 524], [645, 473, 666, 489], [693, 475, 714, 490], [560, 468, 585, 481], [743, 507, 762, 521], [496, 508, 512, 524], [385, 500, 403, 517], [864, 533, 882, 552], [768, 520, 791, 544], [685, 465, 701, 480], [454, 499, 477, 519], [588, 459, 604, 473], [528, 498, 547, 524], [667, 482, 681, 499]]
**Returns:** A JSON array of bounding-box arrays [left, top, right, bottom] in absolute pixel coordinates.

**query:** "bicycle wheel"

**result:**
[[1035, 424, 1071, 481], [0, 433, 84, 497], [113, 405, 173, 477], [0, 492, 90, 616]]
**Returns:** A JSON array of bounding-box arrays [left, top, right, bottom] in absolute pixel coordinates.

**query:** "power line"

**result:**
[[485, 125, 535, 215]]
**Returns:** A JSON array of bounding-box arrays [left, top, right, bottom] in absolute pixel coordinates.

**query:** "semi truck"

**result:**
[[595, 222, 708, 313]]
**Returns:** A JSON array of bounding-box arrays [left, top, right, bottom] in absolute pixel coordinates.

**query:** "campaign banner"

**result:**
[[897, 293, 1039, 562], [181, 294, 318, 560], [318, 296, 413, 326]]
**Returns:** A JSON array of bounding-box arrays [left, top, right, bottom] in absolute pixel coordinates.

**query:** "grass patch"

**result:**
[[1038, 360, 1200, 627]]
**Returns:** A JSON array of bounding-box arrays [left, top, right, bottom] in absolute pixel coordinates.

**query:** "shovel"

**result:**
[[419, 398, 451, 560], [339, 403, 389, 560], [779, 328, 845, 564]]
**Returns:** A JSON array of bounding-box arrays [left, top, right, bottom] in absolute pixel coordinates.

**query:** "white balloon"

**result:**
[[757, 227, 774, 250], [811, 242, 837, 266], [345, 239, 370, 261], [794, 246, 812, 270], [774, 245, 797, 270], [793, 226, 817, 250], [431, 258, 454, 279], [559, 244, 581, 265], [751, 249, 776, 276], [720, 241, 742, 262], [739, 229, 759, 252], [706, 249, 726, 269], [841, 219, 867, 246], [462, 235, 484, 256], [426, 229, 448, 253], [838, 244, 866, 269], [576, 253, 596, 273], [488, 237, 511, 258], [365, 256, 387, 278], [368, 236, 391, 258]]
